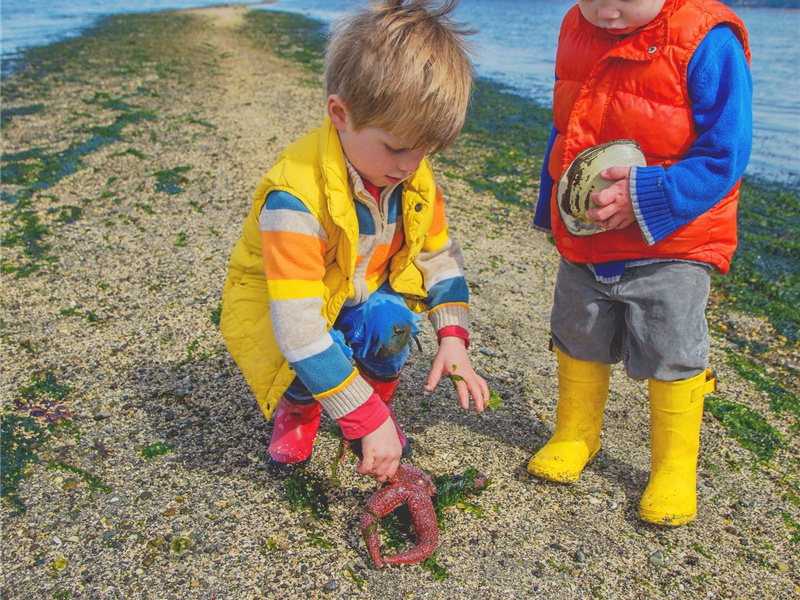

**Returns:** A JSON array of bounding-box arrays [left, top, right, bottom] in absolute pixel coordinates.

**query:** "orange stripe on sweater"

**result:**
[[262, 230, 326, 281]]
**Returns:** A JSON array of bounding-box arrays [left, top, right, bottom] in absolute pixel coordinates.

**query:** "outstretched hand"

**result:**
[[425, 336, 490, 412], [585, 166, 635, 230]]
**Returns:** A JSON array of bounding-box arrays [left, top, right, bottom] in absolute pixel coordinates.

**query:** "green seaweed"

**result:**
[[238, 11, 327, 75], [17, 371, 72, 402], [705, 395, 785, 461], [0, 189, 56, 277], [45, 460, 110, 493], [713, 179, 800, 343], [432, 467, 490, 528], [141, 441, 174, 461], [154, 166, 192, 195], [447, 77, 552, 207], [284, 469, 331, 521], [0, 412, 54, 511], [209, 302, 222, 327], [1, 103, 44, 128], [723, 348, 799, 427], [421, 553, 449, 581]]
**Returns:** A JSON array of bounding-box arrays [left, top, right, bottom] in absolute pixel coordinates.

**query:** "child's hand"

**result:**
[[425, 336, 490, 412], [357, 416, 402, 483], [585, 166, 635, 230]]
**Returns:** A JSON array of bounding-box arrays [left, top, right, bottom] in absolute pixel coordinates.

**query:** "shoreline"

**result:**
[[3, 2, 799, 185], [1, 5, 798, 599]]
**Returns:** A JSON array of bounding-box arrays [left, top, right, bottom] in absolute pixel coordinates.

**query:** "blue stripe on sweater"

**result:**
[[425, 276, 469, 307], [265, 190, 312, 213], [290, 341, 356, 396]]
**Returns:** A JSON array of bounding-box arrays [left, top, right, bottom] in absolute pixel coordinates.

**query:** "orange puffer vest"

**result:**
[[548, 0, 749, 273]]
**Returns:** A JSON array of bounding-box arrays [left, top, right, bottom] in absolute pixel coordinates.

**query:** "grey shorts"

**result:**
[[550, 258, 712, 381]]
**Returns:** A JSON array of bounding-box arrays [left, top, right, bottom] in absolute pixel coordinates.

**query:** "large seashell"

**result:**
[[557, 139, 647, 236]]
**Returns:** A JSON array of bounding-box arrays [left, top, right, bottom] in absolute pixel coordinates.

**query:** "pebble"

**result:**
[[648, 551, 664, 568], [323, 579, 339, 591], [575, 549, 586, 563], [93, 410, 112, 421]]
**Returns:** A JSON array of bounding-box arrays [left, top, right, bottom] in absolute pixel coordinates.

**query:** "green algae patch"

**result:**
[[446, 77, 552, 207], [45, 460, 111, 494], [705, 395, 785, 462], [2, 372, 75, 511], [17, 371, 73, 402], [0, 103, 44, 128], [1, 101, 155, 191], [141, 441, 174, 461], [285, 469, 332, 521], [714, 179, 800, 343], [238, 10, 327, 75], [0, 193, 56, 277], [1, 95, 155, 277], [154, 166, 192, 195], [1, 413, 54, 511]]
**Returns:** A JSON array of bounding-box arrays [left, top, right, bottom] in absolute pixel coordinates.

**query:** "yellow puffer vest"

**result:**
[[220, 116, 439, 420]]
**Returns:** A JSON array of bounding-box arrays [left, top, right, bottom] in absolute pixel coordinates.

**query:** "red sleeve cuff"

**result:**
[[336, 393, 390, 440], [436, 325, 470, 349]]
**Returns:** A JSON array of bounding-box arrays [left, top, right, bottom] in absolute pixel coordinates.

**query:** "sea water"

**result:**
[[2, 0, 798, 183]]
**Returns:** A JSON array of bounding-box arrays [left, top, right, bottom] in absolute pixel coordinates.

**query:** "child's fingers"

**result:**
[[600, 166, 631, 181], [472, 380, 488, 412], [357, 455, 375, 477], [424, 367, 442, 392]]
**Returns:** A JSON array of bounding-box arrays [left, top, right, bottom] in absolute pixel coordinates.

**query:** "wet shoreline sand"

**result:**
[[1, 5, 798, 599]]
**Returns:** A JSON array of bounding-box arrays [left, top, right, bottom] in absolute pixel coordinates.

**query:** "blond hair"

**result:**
[[325, 0, 475, 154]]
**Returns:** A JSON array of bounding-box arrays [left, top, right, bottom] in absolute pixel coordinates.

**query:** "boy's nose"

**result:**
[[399, 150, 425, 172], [598, 5, 622, 21]]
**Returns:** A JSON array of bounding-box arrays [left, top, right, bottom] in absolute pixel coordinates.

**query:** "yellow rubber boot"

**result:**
[[639, 369, 716, 526], [527, 348, 611, 483]]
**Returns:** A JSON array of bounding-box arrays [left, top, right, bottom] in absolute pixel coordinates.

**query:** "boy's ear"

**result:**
[[327, 94, 349, 131]]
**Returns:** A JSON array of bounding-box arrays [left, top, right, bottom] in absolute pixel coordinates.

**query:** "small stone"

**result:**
[[139, 491, 153, 501], [164, 410, 175, 421], [776, 562, 789, 573], [648, 551, 664, 568], [142, 555, 155, 567], [575, 550, 586, 563], [93, 410, 112, 421], [323, 579, 339, 591]]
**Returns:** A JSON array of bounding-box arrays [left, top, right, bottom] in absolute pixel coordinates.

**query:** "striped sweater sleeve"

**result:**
[[260, 191, 373, 419], [414, 186, 470, 333]]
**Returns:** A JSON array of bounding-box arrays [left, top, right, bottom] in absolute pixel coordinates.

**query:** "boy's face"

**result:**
[[328, 95, 427, 188], [578, 0, 667, 35]]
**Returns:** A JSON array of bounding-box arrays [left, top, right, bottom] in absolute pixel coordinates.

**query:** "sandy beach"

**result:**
[[1, 5, 798, 599]]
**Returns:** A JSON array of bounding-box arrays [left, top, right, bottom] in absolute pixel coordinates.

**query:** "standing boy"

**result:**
[[221, 0, 489, 484], [529, 0, 752, 525]]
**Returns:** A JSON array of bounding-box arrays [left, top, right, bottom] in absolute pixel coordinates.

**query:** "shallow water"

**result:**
[[2, 0, 798, 183]]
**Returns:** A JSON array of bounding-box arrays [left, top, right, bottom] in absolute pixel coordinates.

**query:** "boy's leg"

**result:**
[[618, 262, 713, 524], [639, 370, 716, 525], [530, 259, 620, 482], [336, 283, 420, 458], [527, 346, 611, 482], [267, 379, 321, 474]]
